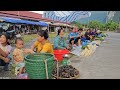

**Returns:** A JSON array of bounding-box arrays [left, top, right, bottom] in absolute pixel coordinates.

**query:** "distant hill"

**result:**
[[112, 11, 120, 23], [77, 11, 108, 24]]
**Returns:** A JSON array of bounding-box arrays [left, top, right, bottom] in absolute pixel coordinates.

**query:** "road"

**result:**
[[70, 32, 120, 79]]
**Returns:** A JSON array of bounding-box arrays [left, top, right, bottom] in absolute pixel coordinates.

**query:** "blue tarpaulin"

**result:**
[[1, 17, 21, 24], [0, 17, 48, 27], [39, 21, 48, 27]]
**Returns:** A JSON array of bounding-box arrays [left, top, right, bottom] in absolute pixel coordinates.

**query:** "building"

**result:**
[[0, 11, 74, 33], [0, 11, 42, 21]]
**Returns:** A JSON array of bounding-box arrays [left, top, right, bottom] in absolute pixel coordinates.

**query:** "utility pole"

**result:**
[[18, 11, 20, 17]]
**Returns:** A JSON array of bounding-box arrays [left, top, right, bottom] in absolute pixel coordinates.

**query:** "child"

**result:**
[[13, 38, 33, 75]]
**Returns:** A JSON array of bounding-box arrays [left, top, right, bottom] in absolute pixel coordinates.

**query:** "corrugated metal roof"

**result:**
[[0, 11, 72, 26], [0, 11, 42, 21]]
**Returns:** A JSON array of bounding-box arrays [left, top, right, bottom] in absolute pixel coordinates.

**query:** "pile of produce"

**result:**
[[52, 65, 79, 79], [80, 43, 97, 57], [95, 37, 104, 41], [81, 45, 88, 50]]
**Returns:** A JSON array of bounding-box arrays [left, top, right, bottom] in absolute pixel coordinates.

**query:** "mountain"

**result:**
[[112, 11, 120, 23], [77, 11, 108, 24]]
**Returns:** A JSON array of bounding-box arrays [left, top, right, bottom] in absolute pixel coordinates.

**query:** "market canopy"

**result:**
[[0, 17, 22, 24], [0, 17, 48, 27], [43, 11, 91, 23]]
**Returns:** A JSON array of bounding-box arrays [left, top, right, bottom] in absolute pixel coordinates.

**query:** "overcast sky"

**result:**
[[30, 11, 44, 14]]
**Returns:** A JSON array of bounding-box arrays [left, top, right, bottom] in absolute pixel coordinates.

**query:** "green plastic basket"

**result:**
[[25, 53, 54, 79]]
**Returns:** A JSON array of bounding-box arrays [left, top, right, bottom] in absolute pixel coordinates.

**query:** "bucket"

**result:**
[[53, 50, 70, 62]]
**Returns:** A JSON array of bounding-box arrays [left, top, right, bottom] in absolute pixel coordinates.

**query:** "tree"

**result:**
[[105, 20, 118, 31], [71, 21, 84, 29], [87, 20, 105, 31], [71, 20, 118, 31]]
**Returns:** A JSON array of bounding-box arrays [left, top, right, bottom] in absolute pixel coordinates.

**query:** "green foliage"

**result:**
[[105, 20, 119, 31], [71, 20, 118, 31], [88, 21, 105, 31], [71, 21, 84, 29], [88, 21, 100, 29]]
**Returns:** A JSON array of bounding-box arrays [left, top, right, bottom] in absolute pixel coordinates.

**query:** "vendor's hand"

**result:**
[[4, 58, 10, 63], [54, 57, 57, 61], [24, 49, 33, 54], [67, 46, 71, 50], [24, 49, 29, 54], [30, 49, 35, 53], [64, 48, 67, 50], [5, 51, 10, 55]]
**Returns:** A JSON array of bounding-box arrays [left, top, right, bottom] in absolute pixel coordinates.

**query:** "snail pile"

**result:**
[[52, 65, 79, 79]]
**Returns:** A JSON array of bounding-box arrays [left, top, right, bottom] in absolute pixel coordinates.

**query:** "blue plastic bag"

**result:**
[[82, 42, 86, 46], [82, 40, 88, 46]]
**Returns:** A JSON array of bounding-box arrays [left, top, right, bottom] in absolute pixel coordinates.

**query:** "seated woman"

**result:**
[[81, 35, 87, 42], [0, 34, 12, 71], [78, 28, 86, 42], [89, 29, 96, 41], [69, 28, 81, 46], [78, 28, 83, 35], [85, 29, 92, 40], [54, 28, 68, 50], [31, 30, 53, 54]]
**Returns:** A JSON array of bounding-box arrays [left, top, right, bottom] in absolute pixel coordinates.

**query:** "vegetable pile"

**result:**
[[52, 65, 79, 79]]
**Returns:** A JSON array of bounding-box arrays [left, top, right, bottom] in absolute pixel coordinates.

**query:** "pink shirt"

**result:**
[[0, 43, 12, 54]]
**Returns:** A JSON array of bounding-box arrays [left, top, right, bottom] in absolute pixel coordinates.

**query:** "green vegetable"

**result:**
[[81, 45, 87, 49]]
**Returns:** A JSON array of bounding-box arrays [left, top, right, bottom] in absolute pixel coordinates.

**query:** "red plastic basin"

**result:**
[[53, 49, 70, 62]]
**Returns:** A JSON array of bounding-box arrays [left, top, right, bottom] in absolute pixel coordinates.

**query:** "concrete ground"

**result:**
[[70, 32, 120, 79], [0, 32, 120, 79]]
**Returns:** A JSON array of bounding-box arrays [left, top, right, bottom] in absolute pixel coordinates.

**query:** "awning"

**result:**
[[39, 21, 48, 27], [1, 17, 22, 24], [0, 17, 48, 27]]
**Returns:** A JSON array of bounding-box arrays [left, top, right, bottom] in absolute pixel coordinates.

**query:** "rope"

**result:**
[[44, 60, 49, 79]]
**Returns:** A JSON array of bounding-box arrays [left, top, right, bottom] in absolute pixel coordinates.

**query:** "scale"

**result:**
[[53, 53, 80, 79], [54, 53, 74, 79]]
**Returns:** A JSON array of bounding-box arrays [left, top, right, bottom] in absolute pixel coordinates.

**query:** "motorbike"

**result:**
[[6, 30, 22, 45]]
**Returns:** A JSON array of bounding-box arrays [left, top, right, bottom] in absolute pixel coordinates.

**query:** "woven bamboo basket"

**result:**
[[52, 66, 80, 79], [25, 53, 54, 79], [52, 72, 80, 79]]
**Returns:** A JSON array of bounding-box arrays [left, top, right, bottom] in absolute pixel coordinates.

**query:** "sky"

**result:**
[[30, 11, 44, 14]]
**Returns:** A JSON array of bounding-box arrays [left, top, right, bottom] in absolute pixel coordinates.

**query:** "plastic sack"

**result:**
[[16, 73, 28, 79], [82, 41, 87, 46]]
